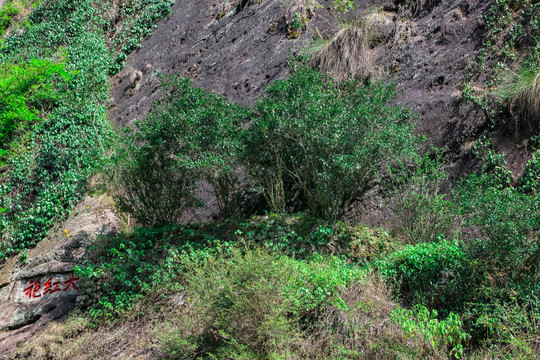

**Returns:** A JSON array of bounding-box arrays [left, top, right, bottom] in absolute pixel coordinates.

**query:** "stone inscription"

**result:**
[[21, 273, 79, 299]]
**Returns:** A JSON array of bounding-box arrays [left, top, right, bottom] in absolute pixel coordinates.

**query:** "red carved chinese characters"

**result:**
[[63, 273, 79, 291], [22, 273, 79, 299], [23, 280, 41, 298], [43, 278, 61, 295]]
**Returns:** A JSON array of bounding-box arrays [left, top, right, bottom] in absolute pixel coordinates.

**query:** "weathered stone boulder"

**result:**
[[0, 195, 120, 354]]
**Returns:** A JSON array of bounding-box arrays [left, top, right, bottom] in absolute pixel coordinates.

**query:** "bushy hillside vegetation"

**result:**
[[1, 0, 539, 359], [0, 0, 173, 260], [54, 65, 537, 359]]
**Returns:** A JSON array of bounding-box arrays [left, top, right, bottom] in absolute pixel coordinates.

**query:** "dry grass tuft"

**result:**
[[308, 21, 370, 82], [306, 9, 393, 82], [296, 276, 448, 359], [388, 17, 418, 49], [363, 9, 394, 46], [500, 65, 540, 139]]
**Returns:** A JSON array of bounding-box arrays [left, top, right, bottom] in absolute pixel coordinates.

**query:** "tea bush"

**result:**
[[244, 63, 421, 219], [114, 75, 249, 222]]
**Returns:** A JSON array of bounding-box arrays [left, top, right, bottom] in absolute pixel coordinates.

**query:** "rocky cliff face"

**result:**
[[0, 0, 533, 354], [110, 0, 526, 181]]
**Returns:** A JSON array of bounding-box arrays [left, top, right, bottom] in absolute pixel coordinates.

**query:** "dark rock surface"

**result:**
[[109, 0, 530, 187], [109, 0, 309, 128]]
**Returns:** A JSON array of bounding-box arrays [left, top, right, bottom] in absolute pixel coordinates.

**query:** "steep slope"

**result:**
[[1, 0, 538, 357], [110, 0, 529, 185]]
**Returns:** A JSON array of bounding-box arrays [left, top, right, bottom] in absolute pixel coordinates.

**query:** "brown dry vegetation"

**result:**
[[8, 275, 450, 360], [308, 9, 393, 82], [8, 293, 179, 359]]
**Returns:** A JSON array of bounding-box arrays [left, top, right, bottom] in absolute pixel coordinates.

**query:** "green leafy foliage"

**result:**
[[331, 0, 353, 13], [456, 173, 539, 284], [113, 63, 421, 222], [244, 63, 420, 219], [518, 150, 540, 194], [0, 2, 19, 38], [390, 305, 467, 359], [0, 0, 174, 258], [377, 240, 465, 306], [110, 75, 249, 224], [234, 213, 395, 262], [0, 0, 112, 259], [0, 58, 71, 164], [76, 226, 231, 319], [110, 125, 199, 227]]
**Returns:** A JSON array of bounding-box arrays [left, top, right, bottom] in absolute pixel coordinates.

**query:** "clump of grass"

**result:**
[[285, 0, 321, 38], [388, 17, 418, 49], [363, 8, 393, 46], [499, 63, 540, 139], [307, 21, 370, 81], [306, 9, 392, 81]]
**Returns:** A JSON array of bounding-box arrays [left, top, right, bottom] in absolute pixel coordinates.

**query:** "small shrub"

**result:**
[[377, 240, 466, 307], [285, 0, 321, 38], [518, 150, 540, 194], [111, 128, 199, 227], [387, 153, 459, 244], [390, 304, 467, 358], [456, 172, 539, 284], [234, 213, 395, 261], [331, 0, 353, 13]]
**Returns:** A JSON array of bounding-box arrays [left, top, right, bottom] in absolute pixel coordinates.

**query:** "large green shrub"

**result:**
[[244, 63, 420, 219], [111, 125, 199, 226], [110, 76, 249, 224]]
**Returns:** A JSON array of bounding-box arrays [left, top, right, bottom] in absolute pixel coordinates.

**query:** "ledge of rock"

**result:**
[[0, 195, 120, 354]]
